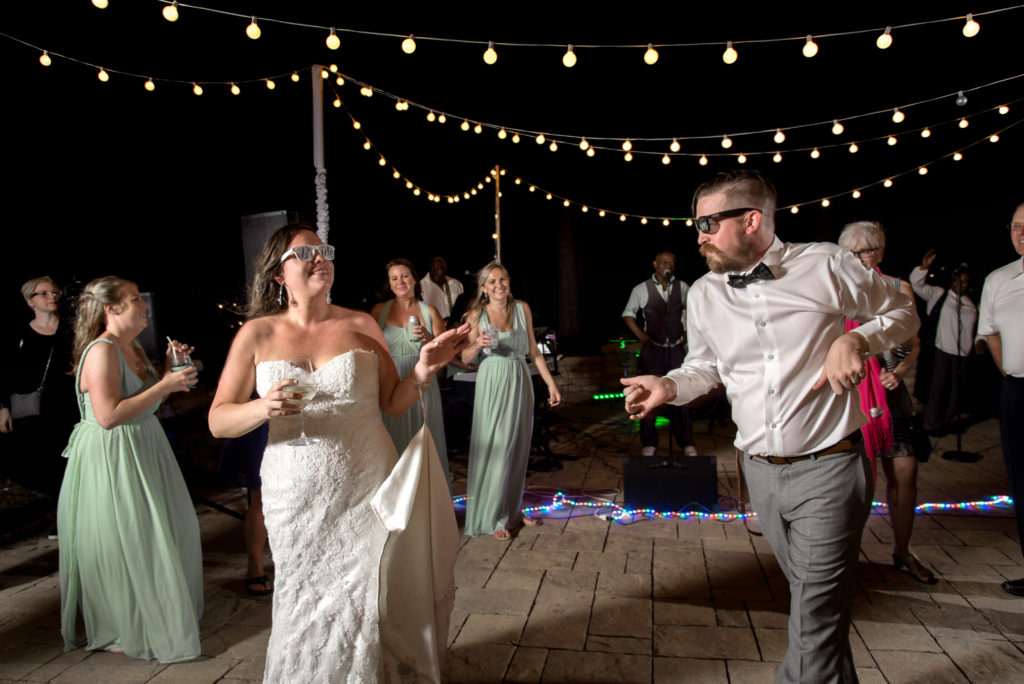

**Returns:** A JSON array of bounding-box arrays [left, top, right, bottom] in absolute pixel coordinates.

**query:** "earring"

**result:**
[[277, 283, 285, 307]]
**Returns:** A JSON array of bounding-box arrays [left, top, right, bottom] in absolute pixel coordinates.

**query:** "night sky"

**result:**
[[2, 2, 1021, 369]]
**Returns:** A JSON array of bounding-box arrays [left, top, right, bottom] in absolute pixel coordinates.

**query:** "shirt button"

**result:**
[[759, 321, 767, 327], [769, 389, 775, 395], [753, 293, 760, 299], [768, 354, 775, 360], [770, 422, 777, 429]]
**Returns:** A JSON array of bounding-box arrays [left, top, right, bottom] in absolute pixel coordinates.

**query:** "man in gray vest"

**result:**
[[622, 251, 697, 456]]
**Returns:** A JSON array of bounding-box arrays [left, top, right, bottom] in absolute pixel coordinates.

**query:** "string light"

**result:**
[[329, 64, 339, 73], [737, 154, 747, 164], [887, 135, 898, 146], [291, 72, 300, 82], [622, 139, 632, 152], [699, 155, 708, 166], [586, 148, 595, 157], [460, 120, 470, 131], [336, 76, 344, 86], [438, 114, 446, 124], [721, 136, 733, 149], [498, 127, 507, 139], [144, 78, 155, 91], [999, 105, 1010, 114], [562, 44, 577, 68], [352, 120, 361, 129], [320, 68, 328, 79], [231, 83, 241, 95], [549, 140, 558, 151], [362, 141, 371, 150], [474, 123, 483, 134], [670, 138, 681, 152], [892, 108, 905, 123], [536, 133, 546, 144], [963, 13, 980, 37], [773, 151, 782, 163], [953, 151, 963, 160], [246, 16, 261, 40], [91, 0, 108, 8], [619, 215, 627, 222], [802, 35, 818, 58], [956, 91, 968, 107], [643, 44, 659, 65], [624, 152, 633, 162], [810, 147, 820, 158], [919, 166, 929, 175], [790, 206, 800, 214], [884, 178, 893, 187], [722, 41, 737, 64], [326, 27, 340, 50], [38, 51, 51, 67], [266, 78, 275, 90], [511, 133, 520, 143], [959, 117, 969, 128], [822, 199, 831, 207], [662, 154, 671, 165], [333, 96, 340, 107], [852, 190, 862, 198], [579, 138, 590, 151], [920, 128, 931, 138], [876, 26, 892, 49], [192, 83, 203, 96], [599, 210, 606, 217], [773, 129, 786, 144], [401, 35, 416, 54], [97, 68, 109, 82], [990, 134, 1000, 143], [832, 120, 845, 135], [563, 199, 570, 207], [641, 217, 648, 225], [483, 41, 497, 65], [849, 143, 859, 153], [426, 111, 436, 122], [163, 1, 179, 22]]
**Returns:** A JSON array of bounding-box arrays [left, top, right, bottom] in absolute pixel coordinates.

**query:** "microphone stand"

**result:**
[[942, 274, 981, 462]]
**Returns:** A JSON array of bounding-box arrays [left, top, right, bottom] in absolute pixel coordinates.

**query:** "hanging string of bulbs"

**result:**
[[336, 95, 1022, 224], [83, 0, 1020, 68]]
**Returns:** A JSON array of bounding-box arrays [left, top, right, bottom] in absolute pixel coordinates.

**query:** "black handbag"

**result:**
[[10, 344, 52, 420]]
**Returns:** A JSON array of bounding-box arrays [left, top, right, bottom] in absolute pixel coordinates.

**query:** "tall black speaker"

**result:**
[[623, 454, 719, 512]]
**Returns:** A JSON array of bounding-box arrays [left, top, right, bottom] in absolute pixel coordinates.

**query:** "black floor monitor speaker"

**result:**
[[623, 454, 719, 512]]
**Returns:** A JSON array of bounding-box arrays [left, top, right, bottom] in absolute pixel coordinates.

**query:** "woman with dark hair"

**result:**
[[371, 258, 451, 490], [209, 225, 469, 681], [58, 276, 203, 661], [460, 261, 561, 539], [839, 221, 937, 584], [0, 276, 77, 507]]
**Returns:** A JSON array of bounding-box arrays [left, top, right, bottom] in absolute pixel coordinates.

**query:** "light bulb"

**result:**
[[426, 111, 436, 122], [231, 83, 241, 95], [722, 41, 738, 64], [97, 68, 109, 82], [822, 199, 830, 207], [563, 200, 570, 207], [378, 158, 387, 167], [641, 218, 648, 225], [920, 128, 931, 138], [511, 133, 520, 143], [353, 121, 361, 129], [546, 193, 553, 200], [413, 189, 421, 196], [438, 114, 446, 124], [662, 154, 671, 165], [624, 152, 633, 162], [402, 35, 416, 54], [474, 123, 483, 134], [529, 185, 535, 192], [461, 120, 470, 131], [963, 14, 980, 38], [852, 190, 862, 198], [832, 120, 844, 135], [582, 206, 589, 213], [644, 44, 659, 65], [320, 69, 329, 79], [325, 27, 341, 50], [333, 97, 341, 108], [362, 141, 371, 150], [876, 26, 892, 49], [335, 75, 344, 85], [953, 152, 963, 161], [144, 79, 155, 91], [395, 101, 403, 111], [802, 35, 818, 58], [329, 64, 338, 73], [790, 206, 800, 214], [91, 0, 108, 8], [291, 72, 300, 82], [662, 219, 670, 226], [549, 141, 558, 152], [498, 128, 507, 139], [586, 148, 595, 157], [483, 41, 497, 65], [670, 138, 680, 152], [599, 210, 606, 217], [622, 139, 632, 152], [773, 152, 782, 163], [563, 45, 577, 67], [579, 138, 589, 150], [990, 134, 1000, 143], [163, 1, 179, 22], [39, 51, 51, 67], [721, 136, 732, 149], [246, 17, 261, 40], [919, 166, 929, 175], [193, 83, 203, 96], [686, 219, 693, 226], [699, 155, 708, 166], [959, 117, 968, 129], [956, 91, 968, 107], [884, 179, 893, 188], [849, 143, 859, 153], [360, 86, 372, 97], [887, 135, 897, 146], [619, 215, 627, 222], [999, 105, 1010, 114], [892, 108, 905, 123], [810, 147, 820, 159], [536, 133, 546, 144], [773, 129, 785, 144], [266, 79, 275, 90]]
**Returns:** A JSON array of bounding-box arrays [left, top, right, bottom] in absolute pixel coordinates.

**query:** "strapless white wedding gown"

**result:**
[[256, 350, 456, 684]]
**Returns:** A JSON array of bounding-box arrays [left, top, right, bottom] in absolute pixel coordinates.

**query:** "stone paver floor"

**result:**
[[1, 403, 1022, 683]]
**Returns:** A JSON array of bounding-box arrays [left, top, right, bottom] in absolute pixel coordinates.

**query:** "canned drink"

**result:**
[[407, 315, 421, 341]]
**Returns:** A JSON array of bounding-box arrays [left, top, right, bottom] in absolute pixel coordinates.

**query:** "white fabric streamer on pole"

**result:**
[[312, 65, 329, 244]]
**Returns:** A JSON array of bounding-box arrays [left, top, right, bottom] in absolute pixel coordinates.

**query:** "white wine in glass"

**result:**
[[285, 358, 320, 446]]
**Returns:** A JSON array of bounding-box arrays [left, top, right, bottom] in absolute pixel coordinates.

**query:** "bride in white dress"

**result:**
[[209, 225, 469, 682]]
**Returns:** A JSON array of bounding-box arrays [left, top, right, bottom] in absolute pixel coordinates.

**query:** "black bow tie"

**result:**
[[727, 263, 775, 289]]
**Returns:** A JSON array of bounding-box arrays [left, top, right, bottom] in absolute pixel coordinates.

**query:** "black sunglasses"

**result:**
[[694, 207, 760, 234]]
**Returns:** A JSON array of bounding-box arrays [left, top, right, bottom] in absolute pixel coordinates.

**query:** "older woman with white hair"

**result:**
[[838, 221, 936, 584]]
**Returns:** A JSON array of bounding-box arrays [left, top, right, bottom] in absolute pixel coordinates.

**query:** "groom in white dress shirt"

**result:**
[[622, 170, 918, 684]]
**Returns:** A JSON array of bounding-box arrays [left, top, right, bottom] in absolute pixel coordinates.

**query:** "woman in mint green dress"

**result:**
[[370, 258, 452, 491], [58, 276, 203, 663], [461, 262, 561, 539]]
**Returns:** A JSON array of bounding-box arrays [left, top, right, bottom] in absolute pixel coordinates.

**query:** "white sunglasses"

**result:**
[[280, 244, 336, 263]]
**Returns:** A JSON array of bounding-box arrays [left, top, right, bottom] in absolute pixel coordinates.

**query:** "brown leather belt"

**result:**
[[749, 430, 863, 465]]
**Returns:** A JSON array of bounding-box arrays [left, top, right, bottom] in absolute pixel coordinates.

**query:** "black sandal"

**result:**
[[893, 554, 938, 585], [245, 575, 274, 597]]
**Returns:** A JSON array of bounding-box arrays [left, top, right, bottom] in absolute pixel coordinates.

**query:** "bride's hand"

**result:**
[[263, 378, 303, 418], [415, 323, 471, 379]]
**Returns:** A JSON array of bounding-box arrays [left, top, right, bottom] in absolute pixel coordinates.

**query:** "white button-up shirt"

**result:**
[[665, 237, 919, 456], [909, 266, 978, 356], [420, 276, 464, 320], [978, 257, 1024, 378]]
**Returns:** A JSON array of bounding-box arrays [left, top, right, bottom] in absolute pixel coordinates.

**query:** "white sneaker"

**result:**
[[683, 446, 698, 457], [641, 446, 656, 457]]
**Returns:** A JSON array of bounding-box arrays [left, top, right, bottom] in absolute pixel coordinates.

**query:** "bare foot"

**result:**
[[522, 516, 542, 527], [493, 529, 511, 540]]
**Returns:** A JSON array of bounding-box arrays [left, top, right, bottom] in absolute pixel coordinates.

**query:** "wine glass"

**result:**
[[284, 358, 320, 446]]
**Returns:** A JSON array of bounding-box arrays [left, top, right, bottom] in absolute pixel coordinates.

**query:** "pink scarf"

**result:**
[[845, 318, 894, 480]]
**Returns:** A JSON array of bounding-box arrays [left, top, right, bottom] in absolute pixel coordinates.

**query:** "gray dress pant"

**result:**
[[743, 445, 873, 684]]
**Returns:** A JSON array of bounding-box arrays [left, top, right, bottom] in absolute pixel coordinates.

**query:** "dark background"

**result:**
[[2, 2, 1021, 373]]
